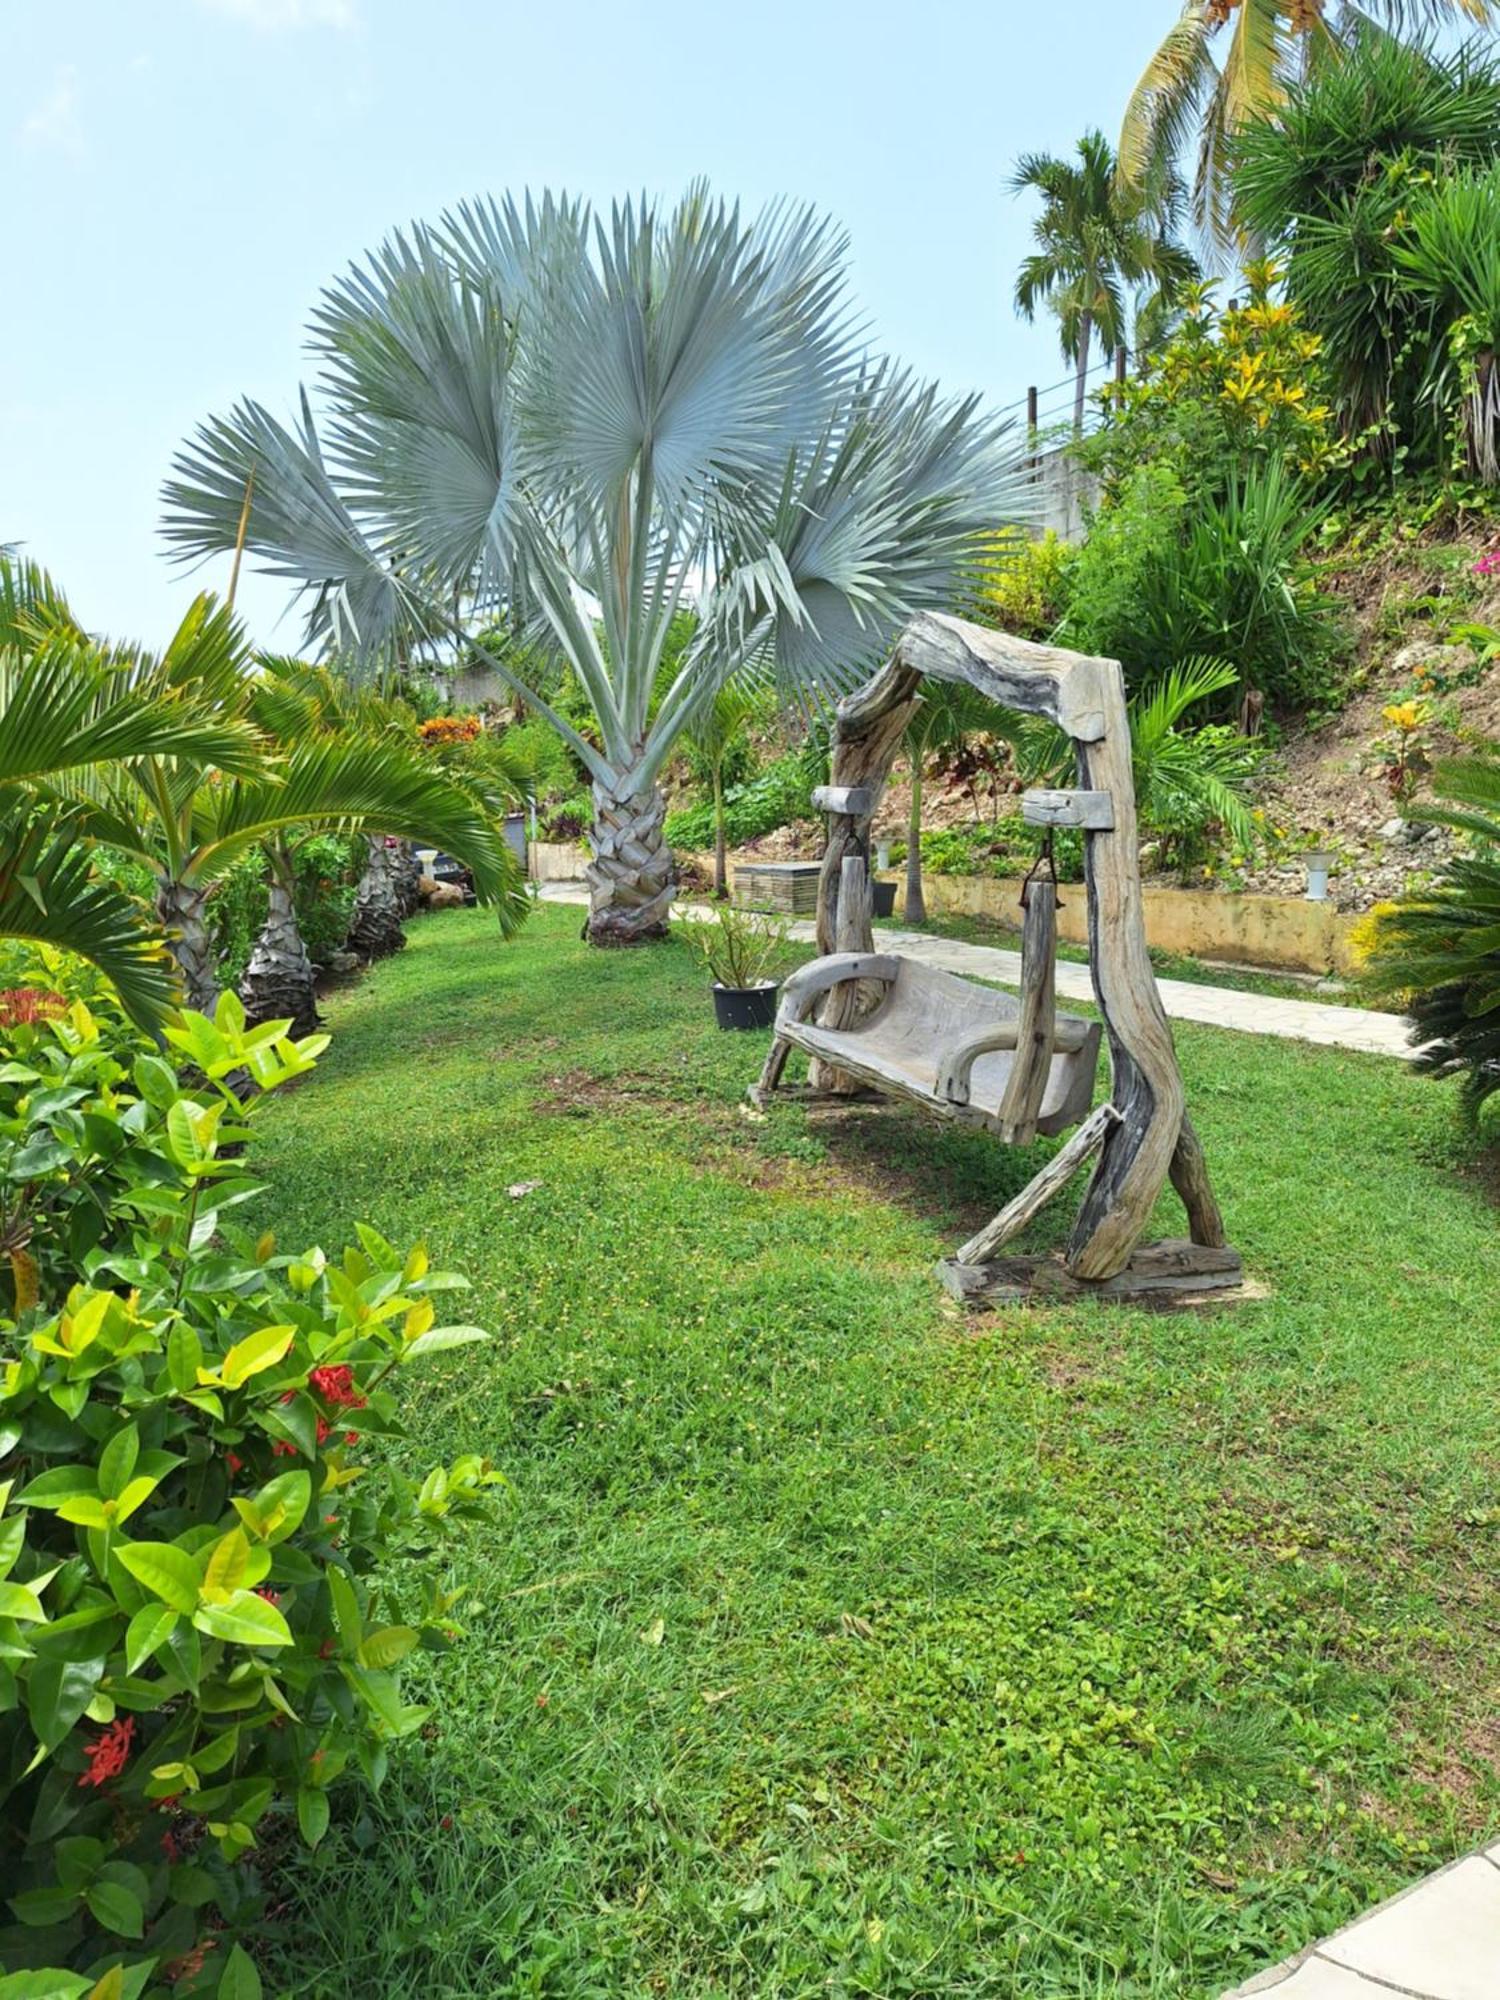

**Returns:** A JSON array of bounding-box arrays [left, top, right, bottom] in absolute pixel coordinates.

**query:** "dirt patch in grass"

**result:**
[[531, 1067, 671, 1115]]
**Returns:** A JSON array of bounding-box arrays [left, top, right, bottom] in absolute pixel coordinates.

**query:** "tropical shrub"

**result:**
[[1079, 265, 1343, 503], [1018, 658, 1267, 875], [0, 983, 502, 1988], [1232, 34, 1500, 472], [1060, 459, 1346, 711], [663, 736, 829, 853], [970, 531, 1074, 642], [1354, 748, 1500, 1133]]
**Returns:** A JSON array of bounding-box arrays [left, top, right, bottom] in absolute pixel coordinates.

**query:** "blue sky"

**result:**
[[2, 0, 1159, 649]]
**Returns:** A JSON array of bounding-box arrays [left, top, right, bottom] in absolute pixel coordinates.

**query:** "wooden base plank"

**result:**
[[938, 1238, 1255, 1311]]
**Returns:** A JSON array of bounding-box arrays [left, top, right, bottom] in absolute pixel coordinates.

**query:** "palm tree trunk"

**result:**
[[586, 775, 674, 945], [712, 770, 728, 901], [155, 876, 220, 1014], [240, 843, 319, 1036], [903, 761, 927, 925], [1073, 312, 1094, 436], [346, 835, 407, 962]]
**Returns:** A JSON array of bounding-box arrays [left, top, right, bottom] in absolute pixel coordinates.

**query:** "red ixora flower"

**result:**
[[255, 1586, 281, 1606], [308, 1364, 367, 1411], [78, 1715, 134, 1789], [0, 987, 65, 1028]]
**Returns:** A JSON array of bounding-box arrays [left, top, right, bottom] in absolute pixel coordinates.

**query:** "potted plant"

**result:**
[[685, 902, 794, 1029]]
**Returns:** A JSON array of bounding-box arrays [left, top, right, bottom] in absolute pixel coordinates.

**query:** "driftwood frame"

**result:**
[[756, 610, 1236, 1298]]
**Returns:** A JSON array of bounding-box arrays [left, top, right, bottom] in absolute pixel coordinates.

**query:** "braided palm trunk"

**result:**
[[240, 849, 319, 1036], [586, 779, 675, 945], [155, 876, 220, 1013], [346, 836, 407, 962]]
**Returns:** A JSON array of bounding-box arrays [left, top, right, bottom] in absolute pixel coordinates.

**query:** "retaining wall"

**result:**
[[525, 841, 1356, 976]]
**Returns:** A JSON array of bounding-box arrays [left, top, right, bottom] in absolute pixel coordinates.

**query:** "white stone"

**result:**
[[1223, 1956, 1389, 1996], [1320, 1855, 1500, 2000]]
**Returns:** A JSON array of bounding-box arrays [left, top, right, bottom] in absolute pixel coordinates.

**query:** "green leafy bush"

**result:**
[[0, 984, 501, 1990], [1060, 460, 1347, 711], [664, 736, 828, 852]]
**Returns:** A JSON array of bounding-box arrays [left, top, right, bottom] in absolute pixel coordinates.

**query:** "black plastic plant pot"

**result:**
[[871, 880, 896, 918], [712, 982, 780, 1031]]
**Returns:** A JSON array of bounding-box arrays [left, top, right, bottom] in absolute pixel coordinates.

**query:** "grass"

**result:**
[[250, 904, 1498, 1998]]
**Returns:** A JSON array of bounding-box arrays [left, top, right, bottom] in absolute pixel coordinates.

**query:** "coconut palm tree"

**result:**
[[161, 185, 1025, 945], [1012, 132, 1198, 434], [0, 554, 262, 1027], [1119, 0, 1497, 250]]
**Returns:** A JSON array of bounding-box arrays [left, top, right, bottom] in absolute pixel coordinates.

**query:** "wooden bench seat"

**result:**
[[767, 952, 1101, 1139]]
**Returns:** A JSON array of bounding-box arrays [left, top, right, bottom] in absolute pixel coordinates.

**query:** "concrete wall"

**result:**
[[915, 872, 1357, 976], [524, 840, 1356, 976], [1027, 448, 1098, 543]]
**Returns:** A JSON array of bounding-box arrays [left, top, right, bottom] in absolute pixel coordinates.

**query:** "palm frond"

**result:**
[[161, 393, 406, 661], [0, 805, 178, 1028], [192, 734, 526, 930]]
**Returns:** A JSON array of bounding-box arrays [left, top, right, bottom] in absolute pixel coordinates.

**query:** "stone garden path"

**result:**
[[539, 884, 1419, 1060], [1222, 1848, 1500, 1999]]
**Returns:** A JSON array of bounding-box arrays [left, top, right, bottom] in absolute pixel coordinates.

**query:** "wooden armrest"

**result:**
[[936, 1012, 1094, 1106], [936, 1024, 1019, 1105], [777, 953, 901, 1026]]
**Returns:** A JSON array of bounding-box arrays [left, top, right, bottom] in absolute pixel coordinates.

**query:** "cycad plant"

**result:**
[[161, 185, 1024, 944], [1120, 0, 1497, 249], [0, 555, 261, 1026], [1011, 131, 1197, 434], [1020, 656, 1262, 870], [1357, 750, 1500, 1128]]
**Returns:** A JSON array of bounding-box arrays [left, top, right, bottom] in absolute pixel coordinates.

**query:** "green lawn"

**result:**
[[251, 904, 1497, 1999]]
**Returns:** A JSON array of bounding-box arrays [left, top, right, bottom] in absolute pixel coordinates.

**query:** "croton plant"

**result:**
[[0, 974, 502, 1997]]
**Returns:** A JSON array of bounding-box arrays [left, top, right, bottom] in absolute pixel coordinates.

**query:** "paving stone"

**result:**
[[1223, 1956, 1391, 1997], [1319, 1855, 1500, 2000]]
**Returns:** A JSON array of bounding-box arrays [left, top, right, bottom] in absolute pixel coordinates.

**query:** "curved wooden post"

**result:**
[[809, 658, 921, 1092], [806, 612, 1230, 1286]]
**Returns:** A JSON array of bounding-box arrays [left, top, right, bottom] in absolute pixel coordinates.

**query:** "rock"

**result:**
[[1380, 818, 1406, 841], [324, 950, 362, 975], [425, 882, 466, 911], [1390, 639, 1478, 679]]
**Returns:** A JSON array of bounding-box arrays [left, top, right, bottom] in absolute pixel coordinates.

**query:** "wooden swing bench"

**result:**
[[747, 611, 1247, 1309], [761, 946, 1099, 1146]]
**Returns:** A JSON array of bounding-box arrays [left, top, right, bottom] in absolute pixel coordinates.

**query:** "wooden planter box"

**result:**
[[733, 861, 822, 916]]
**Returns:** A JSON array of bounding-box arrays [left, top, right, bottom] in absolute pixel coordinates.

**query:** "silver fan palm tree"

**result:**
[[161, 186, 1026, 943]]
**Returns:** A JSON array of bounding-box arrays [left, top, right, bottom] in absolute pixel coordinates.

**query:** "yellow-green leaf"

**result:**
[[219, 1325, 295, 1391]]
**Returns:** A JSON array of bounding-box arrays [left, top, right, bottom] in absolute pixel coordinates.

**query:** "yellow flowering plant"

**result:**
[[1081, 263, 1345, 501]]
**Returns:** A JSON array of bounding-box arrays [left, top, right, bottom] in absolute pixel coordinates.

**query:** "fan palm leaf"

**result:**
[[162, 183, 1024, 943]]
